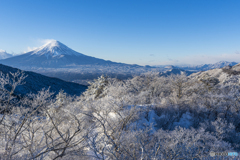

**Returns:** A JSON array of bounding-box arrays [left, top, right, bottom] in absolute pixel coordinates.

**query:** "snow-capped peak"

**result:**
[[31, 40, 85, 57], [40, 40, 61, 50], [0, 50, 13, 59]]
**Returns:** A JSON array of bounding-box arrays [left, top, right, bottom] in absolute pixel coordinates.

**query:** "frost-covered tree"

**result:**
[[0, 71, 240, 159], [84, 75, 109, 100]]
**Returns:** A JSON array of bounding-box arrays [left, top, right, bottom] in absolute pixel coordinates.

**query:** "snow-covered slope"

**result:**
[[0, 40, 120, 68], [0, 50, 13, 59], [190, 64, 240, 85], [190, 68, 228, 83], [30, 40, 85, 57]]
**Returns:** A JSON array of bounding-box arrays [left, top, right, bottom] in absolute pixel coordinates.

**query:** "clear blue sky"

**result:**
[[1, 0, 240, 65]]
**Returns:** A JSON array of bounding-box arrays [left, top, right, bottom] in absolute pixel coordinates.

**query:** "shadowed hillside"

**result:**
[[0, 64, 87, 97]]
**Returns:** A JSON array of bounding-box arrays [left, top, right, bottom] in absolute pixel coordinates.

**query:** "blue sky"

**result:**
[[1, 0, 240, 65]]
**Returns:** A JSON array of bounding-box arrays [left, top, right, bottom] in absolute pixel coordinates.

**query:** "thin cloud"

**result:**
[[148, 60, 155, 62], [23, 38, 55, 53], [27, 46, 38, 52], [38, 39, 55, 45], [23, 46, 38, 53]]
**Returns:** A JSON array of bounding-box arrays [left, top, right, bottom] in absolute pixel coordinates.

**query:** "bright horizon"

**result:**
[[1, 0, 240, 66]]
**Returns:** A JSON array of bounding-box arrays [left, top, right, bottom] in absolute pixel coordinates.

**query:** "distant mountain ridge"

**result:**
[[154, 61, 238, 72], [179, 61, 238, 71]]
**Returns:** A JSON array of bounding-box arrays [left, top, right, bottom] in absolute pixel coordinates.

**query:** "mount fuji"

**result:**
[[0, 40, 118, 69]]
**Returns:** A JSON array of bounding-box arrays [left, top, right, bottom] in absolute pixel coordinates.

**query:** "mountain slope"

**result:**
[[189, 63, 240, 85], [0, 40, 119, 68], [0, 64, 87, 97]]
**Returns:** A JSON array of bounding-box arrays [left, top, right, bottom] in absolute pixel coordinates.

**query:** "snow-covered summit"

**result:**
[[31, 40, 85, 57]]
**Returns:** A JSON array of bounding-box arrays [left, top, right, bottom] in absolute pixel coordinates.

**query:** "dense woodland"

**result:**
[[0, 70, 240, 159]]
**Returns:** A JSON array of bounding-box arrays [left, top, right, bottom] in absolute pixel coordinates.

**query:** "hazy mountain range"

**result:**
[[154, 61, 238, 72], [177, 61, 238, 71]]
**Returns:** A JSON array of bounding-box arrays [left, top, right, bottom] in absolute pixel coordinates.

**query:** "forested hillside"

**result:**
[[0, 64, 87, 97], [0, 69, 240, 159]]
